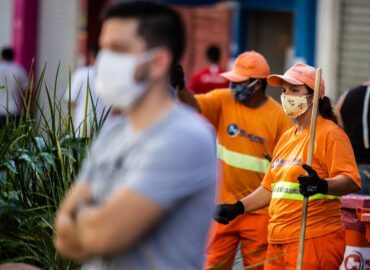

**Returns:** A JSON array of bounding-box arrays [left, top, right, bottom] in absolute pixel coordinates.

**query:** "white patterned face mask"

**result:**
[[95, 49, 154, 111], [281, 93, 311, 118]]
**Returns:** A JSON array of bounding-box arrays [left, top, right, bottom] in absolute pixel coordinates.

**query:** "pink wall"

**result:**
[[12, 0, 39, 72]]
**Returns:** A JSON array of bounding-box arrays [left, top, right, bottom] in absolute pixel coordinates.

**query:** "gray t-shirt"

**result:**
[[78, 104, 217, 270]]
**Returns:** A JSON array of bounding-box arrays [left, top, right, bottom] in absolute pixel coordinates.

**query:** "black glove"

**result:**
[[214, 201, 244, 225], [170, 64, 185, 89], [298, 164, 328, 197]]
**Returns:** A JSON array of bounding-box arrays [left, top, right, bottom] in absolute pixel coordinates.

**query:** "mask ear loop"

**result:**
[[305, 93, 314, 109], [135, 49, 160, 83], [137, 48, 159, 63], [248, 79, 260, 88], [247, 79, 261, 95], [302, 86, 314, 108]]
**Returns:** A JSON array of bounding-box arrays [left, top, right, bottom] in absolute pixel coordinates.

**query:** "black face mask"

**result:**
[[230, 79, 260, 103]]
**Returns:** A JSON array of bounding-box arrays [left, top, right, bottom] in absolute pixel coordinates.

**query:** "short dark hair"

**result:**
[[206, 45, 221, 63], [1, 47, 14, 61], [103, 1, 185, 66]]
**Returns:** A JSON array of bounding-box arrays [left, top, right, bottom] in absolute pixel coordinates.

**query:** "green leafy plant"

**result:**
[[0, 64, 109, 269]]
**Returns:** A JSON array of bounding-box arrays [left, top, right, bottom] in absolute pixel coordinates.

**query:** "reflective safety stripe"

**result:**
[[271, 181, 339, 200], [217, 144, 270, 173]]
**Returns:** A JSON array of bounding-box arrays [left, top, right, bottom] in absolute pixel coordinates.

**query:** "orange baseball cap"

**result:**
[[220, 51, 270, 82], [267, 63, 325, 99]]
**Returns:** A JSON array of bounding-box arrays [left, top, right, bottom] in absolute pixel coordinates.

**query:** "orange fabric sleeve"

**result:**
[[195, 89, 230, 127], [323, 127, 361, 187]]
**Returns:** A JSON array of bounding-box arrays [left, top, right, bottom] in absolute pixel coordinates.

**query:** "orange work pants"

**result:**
[[203, 213, 269, 270], [264, 228, 346, 270]]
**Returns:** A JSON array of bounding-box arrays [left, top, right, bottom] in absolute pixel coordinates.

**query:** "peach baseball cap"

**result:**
[[220, 51, 270, 82], [267, 63, 325, 99]]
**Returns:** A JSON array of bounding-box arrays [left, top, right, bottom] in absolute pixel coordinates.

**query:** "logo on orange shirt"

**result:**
[[271, 158, 302, 169], [227, 124, 265, 144]]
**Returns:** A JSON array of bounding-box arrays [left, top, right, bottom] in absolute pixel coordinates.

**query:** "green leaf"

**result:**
[[3, 160, 17, 173], [34, 136, 46, 151], [39, 152, 55, 166], [19, 152, 32, 163]]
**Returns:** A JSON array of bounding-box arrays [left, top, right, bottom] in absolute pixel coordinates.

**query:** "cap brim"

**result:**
[[268, 75, 304, 87], [220, 71, 250, 83]]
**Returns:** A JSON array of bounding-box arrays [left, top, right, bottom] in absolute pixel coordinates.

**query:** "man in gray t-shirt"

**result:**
[[54, 2, 217, 269], [80, 104, 216, 269]]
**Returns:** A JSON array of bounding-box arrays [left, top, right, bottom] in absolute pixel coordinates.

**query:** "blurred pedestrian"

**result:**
[[64, 43, 108, 137], [173, 51, 292, 270], [189, 45, 229, 94], [335, 80, 370, 194], [215, 63, 361, 269], [55, 1, 217, 270], [0, 47, 28, 127]]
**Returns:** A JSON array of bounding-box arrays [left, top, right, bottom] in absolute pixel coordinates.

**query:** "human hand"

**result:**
[[298, 164, 328, 197], [54, 214, 88, 260], [214, 201, 244, 225]]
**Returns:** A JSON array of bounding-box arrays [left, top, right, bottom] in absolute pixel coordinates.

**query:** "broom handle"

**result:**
[[296, 68, 322, 270]]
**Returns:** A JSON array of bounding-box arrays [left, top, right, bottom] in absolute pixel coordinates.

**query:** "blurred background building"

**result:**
[[0, 0, 369, 104]]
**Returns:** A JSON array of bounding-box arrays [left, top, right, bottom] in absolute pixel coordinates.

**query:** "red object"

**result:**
[[341, 194, 370, 209], [189, 66, 229, 94], [12, 0, 39, 72], [357, 208, 370, 242], [341, 195, 370, 243]]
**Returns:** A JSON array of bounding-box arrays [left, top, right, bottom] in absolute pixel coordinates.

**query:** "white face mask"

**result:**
[[95, 49, 153, 111], [281, 93, 311, 118]]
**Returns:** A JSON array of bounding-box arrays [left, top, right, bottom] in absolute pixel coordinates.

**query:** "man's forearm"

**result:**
[[327, 175, 360, 196], [240, 186, 272, 213], [59, 183, 92, 214], [74, 187, 166, 256], [176, 86, 200, 112]]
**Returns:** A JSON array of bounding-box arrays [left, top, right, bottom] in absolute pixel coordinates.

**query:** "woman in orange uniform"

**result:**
[[215, 63, 361, 270]]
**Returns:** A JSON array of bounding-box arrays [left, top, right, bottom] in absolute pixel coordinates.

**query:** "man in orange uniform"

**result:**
[[173, 51, 292, 269]]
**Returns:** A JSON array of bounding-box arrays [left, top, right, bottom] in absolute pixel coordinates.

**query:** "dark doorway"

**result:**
[[244, 10, 293, 101]]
